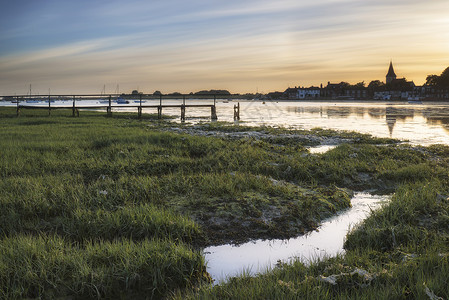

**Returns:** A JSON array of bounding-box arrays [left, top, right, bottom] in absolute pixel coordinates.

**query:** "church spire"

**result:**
[[386, 61, 397, 84]]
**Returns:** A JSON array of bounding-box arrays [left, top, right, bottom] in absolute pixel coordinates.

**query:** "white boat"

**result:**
[[116, 97, 129, 104]]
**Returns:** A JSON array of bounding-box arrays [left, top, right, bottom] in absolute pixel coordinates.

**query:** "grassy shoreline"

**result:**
[[1, 108, 448, 299]]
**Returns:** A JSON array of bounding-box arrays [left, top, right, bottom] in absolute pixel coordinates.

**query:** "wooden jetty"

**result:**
[[7, 93, 230, 120]]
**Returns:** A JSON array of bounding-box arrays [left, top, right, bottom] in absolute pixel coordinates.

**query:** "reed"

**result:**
[[0, 234, 207, 299]]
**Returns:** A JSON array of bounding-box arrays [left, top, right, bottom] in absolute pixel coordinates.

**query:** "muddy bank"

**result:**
[[164, 123, 397, 148], [184, 185, 353, 246]]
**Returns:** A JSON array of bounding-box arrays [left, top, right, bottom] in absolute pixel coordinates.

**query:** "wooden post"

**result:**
[[181, 105, 185, 121], [234, 102, 240, 120], [138, 94, 142, 119], [157, 106, 162, 119], [16, 96, 20, 117], [72, 96, 76, 117], [107, 95, 112, 116], [210, 94, 217, 120], [138, 106, 142, 118], [48, 94, 51, 116], [158, 94, 162, 119], [211, 106, 217, 120]]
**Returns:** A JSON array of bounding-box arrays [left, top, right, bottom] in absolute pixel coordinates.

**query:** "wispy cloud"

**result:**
[[1, 0, 448, 94]]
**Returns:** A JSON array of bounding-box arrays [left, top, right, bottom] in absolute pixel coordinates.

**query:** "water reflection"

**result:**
[[205, 193, 389, 284], [219, 101, 449, 146]]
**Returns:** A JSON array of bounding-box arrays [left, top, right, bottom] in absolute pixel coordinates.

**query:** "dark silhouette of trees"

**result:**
[[339, 82, 350, 88], [368, 80, 384, 90], [367, 80, 385, 96], [426, 67, 449, 88], [354, 81, 365, 88], [440, 67, 449, 87], [426, 75, 439, 86]]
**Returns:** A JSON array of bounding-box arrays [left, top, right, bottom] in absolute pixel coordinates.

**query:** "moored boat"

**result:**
[[116, 97, 129, 104]]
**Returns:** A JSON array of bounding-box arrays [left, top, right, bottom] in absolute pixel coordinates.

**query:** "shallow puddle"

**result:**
[[204, 192, 389, 284]]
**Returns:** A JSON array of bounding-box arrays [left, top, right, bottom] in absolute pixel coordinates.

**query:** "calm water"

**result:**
[[132, 100, 449, 145], [211, 100, 449, 146], [4, 99, 449, 145], [204, 193, 389, 283]]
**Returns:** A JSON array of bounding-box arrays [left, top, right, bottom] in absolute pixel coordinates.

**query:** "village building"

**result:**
[[275, 61, 448, 101], [374, 62, 416, 100], [297, 86, 321, 99], [386, 61, 397, 84], [283, 87, 299, 99], [322, 82, 341, 99]]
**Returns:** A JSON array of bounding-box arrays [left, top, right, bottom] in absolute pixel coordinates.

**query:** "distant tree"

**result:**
[[339, 82, 350, 88], [194, 90, 231, 95], [439, 67, 449, 87], [243, 93, 255, 99], [368, 80, 385, 90], [425, 67, 449, 88], [367, 80, 385, 96], [153, 90, 162, 96], [426, 75, 439, 86], [354, 81, 365, 88]]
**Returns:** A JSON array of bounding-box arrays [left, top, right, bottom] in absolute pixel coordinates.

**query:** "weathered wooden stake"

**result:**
[[181, 105, 186, 121], [234, 102, 240, 120], [72, 96, 76, 117], [107, 95, 112, 116], [211, 105, 217, 120], [48, 95, 51, 116], [16, 97, 20, 117], [157, 94, 163, 119], [137, 94, 142, 119]]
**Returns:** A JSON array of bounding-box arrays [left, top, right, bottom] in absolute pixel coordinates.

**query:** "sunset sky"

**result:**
[[1, 0, 448, 95]]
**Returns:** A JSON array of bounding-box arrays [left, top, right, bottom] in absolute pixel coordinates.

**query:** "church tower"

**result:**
[[386, 61, 397, 84]]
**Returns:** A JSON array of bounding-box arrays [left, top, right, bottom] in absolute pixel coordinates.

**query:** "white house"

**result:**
[[297, 87, 321, 99]]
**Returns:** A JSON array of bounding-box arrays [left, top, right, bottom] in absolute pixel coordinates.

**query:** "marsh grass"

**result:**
[[0, 234, 207, 299], [1, 107, 448, 298], [176, 180, 449, 299]]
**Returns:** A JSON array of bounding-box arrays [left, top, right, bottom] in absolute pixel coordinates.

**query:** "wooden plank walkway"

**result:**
[[5, 93, 243, 120], [17, 104, 218, 121], [17, 103, 218, 120], [12, 93, 227, 120]]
